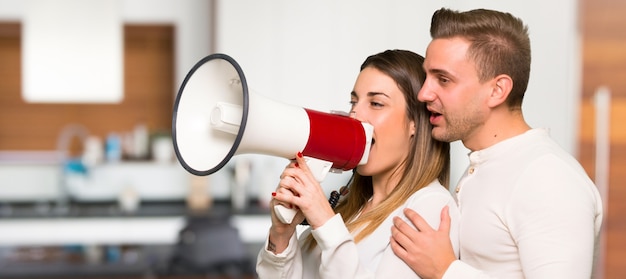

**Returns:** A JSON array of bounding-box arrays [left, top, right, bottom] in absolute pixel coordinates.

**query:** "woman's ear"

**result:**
[[409, 120, 416, 137], [488, 74, 513, 108]]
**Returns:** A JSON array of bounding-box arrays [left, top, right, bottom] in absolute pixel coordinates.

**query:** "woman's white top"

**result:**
[[256, 180, 460, 279]]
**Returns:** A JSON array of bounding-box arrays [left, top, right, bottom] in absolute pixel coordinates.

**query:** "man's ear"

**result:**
[[487, 74, 512, 108]]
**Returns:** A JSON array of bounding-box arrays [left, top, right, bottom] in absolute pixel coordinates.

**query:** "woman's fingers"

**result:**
[[271, 152, 337, 228]]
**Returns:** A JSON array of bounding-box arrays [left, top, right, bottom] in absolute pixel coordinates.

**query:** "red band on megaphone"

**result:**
[[302, 109, 367, 170]]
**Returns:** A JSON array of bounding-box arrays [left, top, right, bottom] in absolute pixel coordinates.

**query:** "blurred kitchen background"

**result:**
[[0, 0, 623, 278]]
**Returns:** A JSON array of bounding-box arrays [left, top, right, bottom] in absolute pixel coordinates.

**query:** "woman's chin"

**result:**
[[355, 165, 373, 177]]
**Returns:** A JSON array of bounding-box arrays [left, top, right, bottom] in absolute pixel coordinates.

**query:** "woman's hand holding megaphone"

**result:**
[[272, 152, 336, 230]]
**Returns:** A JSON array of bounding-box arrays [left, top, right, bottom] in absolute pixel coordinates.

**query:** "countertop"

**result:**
[[0, 200, 270, 277]]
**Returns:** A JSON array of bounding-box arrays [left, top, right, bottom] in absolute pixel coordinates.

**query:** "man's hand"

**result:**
[[390, 206, 456, 279]]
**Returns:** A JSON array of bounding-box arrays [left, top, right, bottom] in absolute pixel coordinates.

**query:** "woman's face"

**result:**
[[350, 66, 415, 178]]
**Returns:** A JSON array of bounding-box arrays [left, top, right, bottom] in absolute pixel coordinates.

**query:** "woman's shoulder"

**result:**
[[404, 180, 456, 206], [416, 179, 452, 195]]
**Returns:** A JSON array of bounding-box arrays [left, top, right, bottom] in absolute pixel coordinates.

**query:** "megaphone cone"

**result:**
[[172, 53, 249, 176], [173, 53, 374, 224], [172, 53, 373, 178]]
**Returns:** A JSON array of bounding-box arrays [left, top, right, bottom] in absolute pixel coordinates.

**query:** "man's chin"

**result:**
[[431, 128, 455, 143]]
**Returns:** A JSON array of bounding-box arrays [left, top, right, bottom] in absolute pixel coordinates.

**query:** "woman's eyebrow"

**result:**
[[367, 91, 389, 98]]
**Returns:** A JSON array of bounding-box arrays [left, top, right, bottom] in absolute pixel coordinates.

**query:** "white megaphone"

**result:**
[[172, 53, 373, 224]]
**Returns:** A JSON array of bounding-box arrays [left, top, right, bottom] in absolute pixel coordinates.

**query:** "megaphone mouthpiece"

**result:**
[[300, 109, 372, 170]]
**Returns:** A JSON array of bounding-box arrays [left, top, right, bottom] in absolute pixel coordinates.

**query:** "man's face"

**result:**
[[418, 37, 492, 146]]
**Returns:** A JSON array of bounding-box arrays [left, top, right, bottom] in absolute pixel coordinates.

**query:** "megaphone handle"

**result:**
[[273, 205, 298, 224], [273, 157, 333, 224]]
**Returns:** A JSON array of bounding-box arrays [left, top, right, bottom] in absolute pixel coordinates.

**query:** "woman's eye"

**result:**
[[370, 101, 383, 108]]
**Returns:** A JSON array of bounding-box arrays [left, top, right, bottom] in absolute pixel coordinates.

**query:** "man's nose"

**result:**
[[417, 83, 434, 102]]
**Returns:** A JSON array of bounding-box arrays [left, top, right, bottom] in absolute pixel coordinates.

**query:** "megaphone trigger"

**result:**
[[303, 156, 333, 182]]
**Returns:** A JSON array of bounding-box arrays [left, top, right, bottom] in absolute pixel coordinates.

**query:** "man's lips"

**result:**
[[428, 110, 443, 125], [426, 105, 439, 115]]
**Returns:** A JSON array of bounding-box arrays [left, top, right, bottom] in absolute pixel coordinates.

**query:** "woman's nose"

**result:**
[[350, 110, 365, 122], [350, 102, 366, 121]]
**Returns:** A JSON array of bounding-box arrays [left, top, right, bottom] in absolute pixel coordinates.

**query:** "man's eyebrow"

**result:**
[[428, 68, 452, 76]]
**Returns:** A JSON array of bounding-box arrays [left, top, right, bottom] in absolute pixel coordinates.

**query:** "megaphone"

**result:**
[[172, 53, 373, 224]]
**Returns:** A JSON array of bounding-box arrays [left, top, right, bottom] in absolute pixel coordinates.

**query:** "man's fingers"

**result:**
[[389, 235, 408, 259], [403, 208, 435, 233], [392, 217, 417, 246], [438, 205, 451, 233]]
